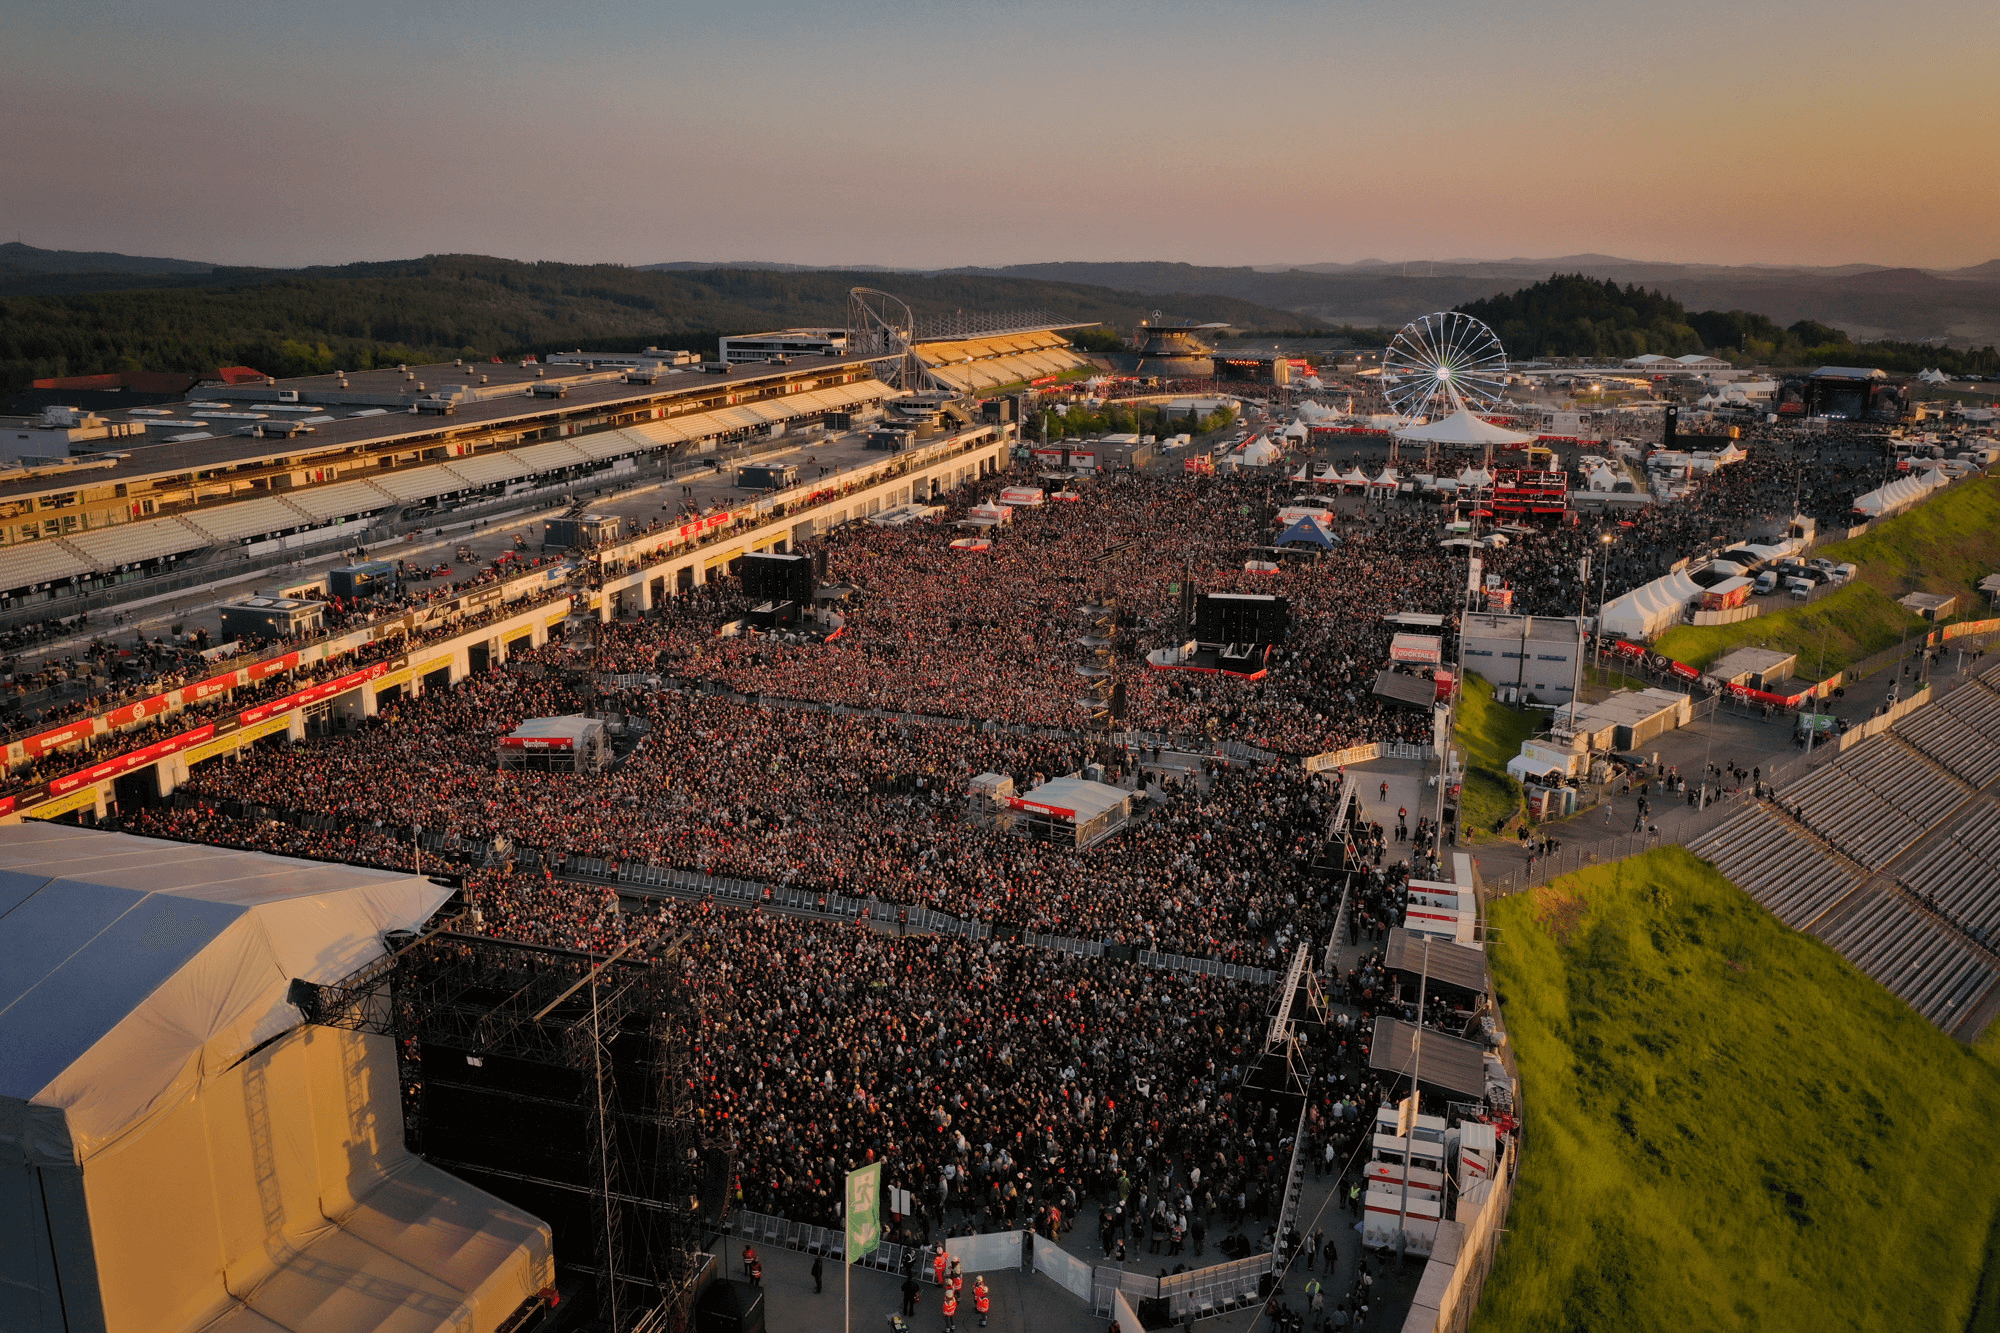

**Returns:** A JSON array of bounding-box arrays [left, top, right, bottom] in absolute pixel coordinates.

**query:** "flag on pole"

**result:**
[[845, 1161, 883, 1263]]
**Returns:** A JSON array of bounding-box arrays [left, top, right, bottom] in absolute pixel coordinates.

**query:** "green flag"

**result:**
[[845, 1160, 883, 1263]]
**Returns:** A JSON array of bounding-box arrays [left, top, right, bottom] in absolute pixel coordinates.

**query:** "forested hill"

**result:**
[[1457, 274, 2000, 375], [0, 255, 1305, 392]]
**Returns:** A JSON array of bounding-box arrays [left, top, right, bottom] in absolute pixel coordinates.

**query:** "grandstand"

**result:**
[[1688, 805, 1864, 928], [1692, 668, 2000, 1036], [913, 329, 1092, 393]]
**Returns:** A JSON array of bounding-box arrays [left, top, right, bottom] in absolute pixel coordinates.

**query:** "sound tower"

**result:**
[[1194, 592, 1291, 646], [740, 551, 815, 603], [1662, 404, 1678, 450]]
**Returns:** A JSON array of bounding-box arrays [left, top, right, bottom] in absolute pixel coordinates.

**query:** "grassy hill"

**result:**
[[1473, 846, 2000, 1333], [0, 255, 1308, 392], [1454, 672, 1540, 839], [1654, 474, 2000, 677]]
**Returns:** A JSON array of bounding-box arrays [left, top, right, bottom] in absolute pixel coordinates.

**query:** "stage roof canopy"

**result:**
[[1393, 409, 1534, 448], [0, 825, 551, 1333], [0, 824, 449, 1161]]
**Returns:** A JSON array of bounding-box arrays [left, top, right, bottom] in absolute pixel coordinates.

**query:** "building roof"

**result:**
[[1369, 1017, 1490, 1102], [1012, 777, 1132, 822], [1373, 669, 1438, 709], [1463, 612, 1582, 644], [0, 823, 446, 1164], [1384, 928, 1492, 996], [504, 714, 603, 743], [1712, 646, 1797, 680], [0, 354, 863, 507], [1810, 366, 1889, 381]]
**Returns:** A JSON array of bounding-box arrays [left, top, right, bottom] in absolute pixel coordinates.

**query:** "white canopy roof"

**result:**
[[1599, 566, 1708, 640], [1853, 469, 1947, 517], [0, 824, 448, 1165], [1393, 408, 1535, 447]]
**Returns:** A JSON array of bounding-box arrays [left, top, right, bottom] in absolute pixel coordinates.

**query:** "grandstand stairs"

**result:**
[[1689, 667, 2000, 1039]]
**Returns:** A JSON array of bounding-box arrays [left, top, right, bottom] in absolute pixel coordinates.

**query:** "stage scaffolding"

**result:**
[[290, 922, 718, 1333]]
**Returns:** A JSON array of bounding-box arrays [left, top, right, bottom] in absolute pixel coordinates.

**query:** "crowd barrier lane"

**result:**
[[1090, 1263, 1161, 1318], [722, 1208, 968, 1278], [1161, 1251, 1275, 1323]]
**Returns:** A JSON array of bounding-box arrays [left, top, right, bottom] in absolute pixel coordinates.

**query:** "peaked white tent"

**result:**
[[1393, 408, 1535, 449], [1853, 469, 1947, 518], [0, 825, 551, 1333], [1599, 566, 1709, 639], [1234, 437, 1282, 467]]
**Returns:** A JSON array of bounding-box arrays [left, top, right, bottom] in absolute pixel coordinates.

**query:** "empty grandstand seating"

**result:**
[[0, 538, 96, 590], [1695, 698, 2000, 1034], [1688, 805, 1865, 929], [1897, 700, 2000, 789], [1779, 735, 1968, 868], [180, 493, 317, 542], [1899, 803, 2000, 941], [1814, 890, 1998, 1029], [64, 515, 211, 569]]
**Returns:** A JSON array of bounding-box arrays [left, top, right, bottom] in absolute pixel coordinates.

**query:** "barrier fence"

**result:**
[[1135, 949, 1280, 986]]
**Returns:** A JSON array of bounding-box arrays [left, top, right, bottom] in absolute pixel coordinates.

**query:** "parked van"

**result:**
[[1754, 571, 1778, 595], [1832, 562, 1858, 582], [1786, 577, 1814, 599]]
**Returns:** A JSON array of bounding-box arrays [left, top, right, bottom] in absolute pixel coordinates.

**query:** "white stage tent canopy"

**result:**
[[0, 826, 550, 1333], [1393, 409, 1535, 448]]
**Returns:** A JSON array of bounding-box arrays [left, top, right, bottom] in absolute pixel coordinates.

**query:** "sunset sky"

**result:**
[[5, 0, 1997, 271]]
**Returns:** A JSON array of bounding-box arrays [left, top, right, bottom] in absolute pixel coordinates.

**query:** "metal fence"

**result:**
[[1136, 949, 1280, 986]]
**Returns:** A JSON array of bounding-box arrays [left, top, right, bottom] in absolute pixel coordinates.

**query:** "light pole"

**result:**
[[1591, 532, 1615, 681]]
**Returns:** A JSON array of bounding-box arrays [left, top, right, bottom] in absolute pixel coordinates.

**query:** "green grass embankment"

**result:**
[[1455, 672, 1540, 838], [1654, 474, 2000, 675], [1472, 846, 2000, 1333]]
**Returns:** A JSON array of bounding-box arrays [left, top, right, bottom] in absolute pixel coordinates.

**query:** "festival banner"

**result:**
[[844, 1161, 883, 1263]]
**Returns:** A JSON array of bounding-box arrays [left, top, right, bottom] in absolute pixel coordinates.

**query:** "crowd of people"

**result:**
[[85, 440, 1805, 1324]]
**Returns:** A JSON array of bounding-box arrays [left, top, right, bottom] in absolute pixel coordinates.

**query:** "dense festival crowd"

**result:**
[[91, 431, 1872, 1319]]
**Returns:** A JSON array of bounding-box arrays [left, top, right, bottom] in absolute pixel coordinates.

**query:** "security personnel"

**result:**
[[974, 1276, 991, 1327], [941, 1283, 958, 1332]]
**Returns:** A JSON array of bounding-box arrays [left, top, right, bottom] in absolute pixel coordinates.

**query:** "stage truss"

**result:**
[[291, 921, 715, 1333]]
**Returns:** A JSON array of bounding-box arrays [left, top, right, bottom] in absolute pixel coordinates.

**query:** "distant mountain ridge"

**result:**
[[0, 241, 215, 276]]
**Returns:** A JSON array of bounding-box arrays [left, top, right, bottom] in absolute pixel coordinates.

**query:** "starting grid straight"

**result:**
[[564, 856, 1281, 985]]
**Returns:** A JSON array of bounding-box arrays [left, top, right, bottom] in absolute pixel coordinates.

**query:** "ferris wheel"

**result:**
[[1380, 311, 1508, 423]]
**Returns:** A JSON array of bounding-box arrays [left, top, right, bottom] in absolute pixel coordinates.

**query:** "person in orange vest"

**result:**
[[974, 1276, 991, 1328], [940, 1283, 958, 1332], [932, 1244, 948, 1287]]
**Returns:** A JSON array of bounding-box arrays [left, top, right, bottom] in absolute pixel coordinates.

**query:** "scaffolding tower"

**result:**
[[290, 922, 717, 1333]]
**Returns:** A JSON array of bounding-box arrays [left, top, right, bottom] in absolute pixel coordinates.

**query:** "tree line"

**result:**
[[0, 255, 1303, 394], [1456, 274, 2000, 375]]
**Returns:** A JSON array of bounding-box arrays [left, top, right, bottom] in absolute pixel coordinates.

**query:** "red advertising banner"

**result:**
[[1668, 660, 1700, 681], [185, 671, 242, 704], [1006, 797, 1076, 819], [246, 650, 302, 683], [496, 736, 574, 750], [22, 717, 98, 759], [46, 724, 217, 797], [103, 690, 176, 731], [239, 661, 390, 727]]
